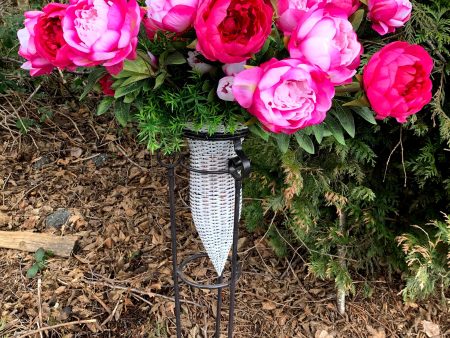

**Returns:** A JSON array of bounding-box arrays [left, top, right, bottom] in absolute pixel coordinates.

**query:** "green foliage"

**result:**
[[26, 248, 53, 278], [241, 0, 450, 302], [397, 215, 450, 301]]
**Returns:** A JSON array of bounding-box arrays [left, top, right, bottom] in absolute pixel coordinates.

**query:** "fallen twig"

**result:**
[[16, 319, 97, 338], [82, 278, 204, 308]]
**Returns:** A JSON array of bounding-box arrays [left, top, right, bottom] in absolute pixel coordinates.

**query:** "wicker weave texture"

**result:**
[[188, 138, 242, 275]]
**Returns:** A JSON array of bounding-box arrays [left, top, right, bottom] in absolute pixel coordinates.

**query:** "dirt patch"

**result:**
[[0, 101, 448, 337]]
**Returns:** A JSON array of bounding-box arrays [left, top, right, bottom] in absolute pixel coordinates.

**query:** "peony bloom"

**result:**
[[222, 61, 246, 76], [232, 58, 335, 134], [187, 51, 214, 74], [17, 3, 73, 76], [217, 76, 235, 101], [327, 0, 360, 16], [368, 0, 412, 36], [145, 0, 198, 33], [99, 74, 115, 96], [140, 7, 156, 39], [62, 0, 141, 75], [194, 0, 273, 63], [363, 41, 433, 123], [287, 6, 363, 85], [277, 0, 360, 34]]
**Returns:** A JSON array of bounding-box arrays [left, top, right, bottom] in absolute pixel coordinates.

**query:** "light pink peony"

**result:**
[[232, 58, 335, 134], [62, 0, 141, 75], [194, 0, 273, 63], [145, 0, 198, 33], [18, 3, 73, 76], [217, 76, 235, 101], [287, 6, 363, 85], [277, 0, 360, 34], [187, 51, 214, 74], [222, 61, 246, 76], [363, 41, 433, 123], [368, 0, 412, 35]]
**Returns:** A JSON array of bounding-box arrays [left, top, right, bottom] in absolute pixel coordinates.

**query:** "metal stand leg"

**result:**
[[215, 274, 223, 338], [167, 165, 182, 338], [228, 178, 242, 338]]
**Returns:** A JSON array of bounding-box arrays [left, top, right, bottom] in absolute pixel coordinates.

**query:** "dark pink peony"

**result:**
[[99, 74, 115, 96], [194, 0, 273, 63], [232, 58, 335, 134], [287, 6, 363, 85], [363, 42, 433, 123], [17, 3, 73, 76], [368, 0, 412, 35]]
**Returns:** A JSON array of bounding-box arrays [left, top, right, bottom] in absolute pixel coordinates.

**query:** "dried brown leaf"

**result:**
[[422, 320, 440, 337]]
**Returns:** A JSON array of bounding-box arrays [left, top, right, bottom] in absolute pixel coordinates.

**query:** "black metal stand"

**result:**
[[157, 129, 250, 338]]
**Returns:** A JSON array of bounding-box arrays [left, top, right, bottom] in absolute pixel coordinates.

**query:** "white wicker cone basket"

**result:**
[[187, 129, 245, 276]]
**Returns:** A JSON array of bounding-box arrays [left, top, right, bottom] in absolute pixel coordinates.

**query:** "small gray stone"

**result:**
[[46, 209, 70, 228], [32, 156, 51, 170], [91, 153, 108, 168]]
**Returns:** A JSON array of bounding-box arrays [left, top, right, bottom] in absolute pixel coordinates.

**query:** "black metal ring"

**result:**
[[183, 128, 249, 141], [180, 163, 230, 175], [176, 253, 242, 290]]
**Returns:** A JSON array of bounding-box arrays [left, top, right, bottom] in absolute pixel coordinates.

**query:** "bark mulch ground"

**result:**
[[0, 101, 449, 337]]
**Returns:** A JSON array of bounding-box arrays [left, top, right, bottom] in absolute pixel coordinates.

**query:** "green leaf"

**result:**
[[26, 264, 40, 278], [15, 118, 36, 134], [333, 106, 355, 138], [351, 107, 377, 125], [164, 51, 186, 66], [114, 101, 131, 127], [119, 74, 151, 87], [80, 68, 106, 100], [294, 133, 315, 154], [96, 97, 114, 116], [311, 124, 325, 144], [249, 124, 270, 142], [154, 72, 167, 89], [35, 248, 46, 262], [114, 57, 153, 77], [324, 115, 346, 145], [124, 90, 140, 104], [349, 9, 365, 31], [114, 80, 143, 98], [273, 134, 290, 153]]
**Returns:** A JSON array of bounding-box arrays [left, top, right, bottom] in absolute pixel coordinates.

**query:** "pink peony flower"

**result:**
[[217, 76, 235, 101], [277, 0, 360, 34], [187, 51, 214, 74], [145, 0, 198, 33], [62, 0, 141, 75], [232, 58, 335, 134], [368, 0, 412, 35], [17, 3, 74, 76], [287, 6, 363, 85], [194, 0, 273, 63], [363, 41, 433, 123], [222, 61, 246, 76], [141, 7, 156, 39], [99, 74, 115, 96]]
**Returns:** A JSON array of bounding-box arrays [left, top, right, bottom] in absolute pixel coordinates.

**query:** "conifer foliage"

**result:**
[[243, 0, 450, 303]]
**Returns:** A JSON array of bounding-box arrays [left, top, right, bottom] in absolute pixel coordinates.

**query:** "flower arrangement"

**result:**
[[17, 0, 434, 154]]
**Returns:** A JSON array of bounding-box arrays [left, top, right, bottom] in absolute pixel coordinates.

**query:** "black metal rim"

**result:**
[[176, 253, 242, 290], [183, 127, 248, 141]]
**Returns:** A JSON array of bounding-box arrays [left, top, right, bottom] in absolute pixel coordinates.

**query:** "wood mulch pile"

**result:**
[[0, 96, 448, 337]]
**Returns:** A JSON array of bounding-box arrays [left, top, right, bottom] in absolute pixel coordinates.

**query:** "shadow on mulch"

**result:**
[[0, 100, 448, 338]]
